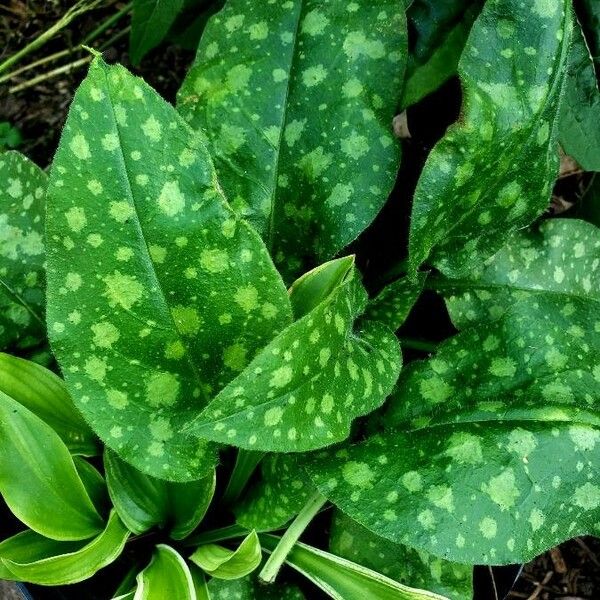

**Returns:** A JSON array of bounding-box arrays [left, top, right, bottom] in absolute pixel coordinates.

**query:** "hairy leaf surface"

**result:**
[[433, 219, 600, 328], [308, 296, 600, 563], [0, 390, 103, 541], [188, 269, 401, 452], [0, 511, 128, 585], [408, 0, 573, 277], [0, 151, 46, 350], [46, 59, 292, 481], [559, 21, 600, 171], [330, 510, 473, 600], [178, 0, 407, 278]]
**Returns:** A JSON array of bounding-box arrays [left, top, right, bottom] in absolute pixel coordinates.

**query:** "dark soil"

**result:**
[[1, 3, 599, 600]]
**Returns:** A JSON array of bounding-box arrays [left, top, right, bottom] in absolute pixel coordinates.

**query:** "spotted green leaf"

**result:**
[[559, 20, 600, 171], [104, 450, 215, 538], [330, 510, 473, 600], [0, 151, 46, 350], [408, 0, 573, 278], [401, 0, 482, 107], [46, 58, 292, 481], [432, 219, 600, 329], [190, 530, 261, 580], [130, 0, 185, 64], [0, 511, 128, 585], [0, 389, 103, 541], [308, 295, 600, 563], [234, 454, 314, 530], [134, 545, 195, 600], [260, 534, 449, 600], [0, 353, 98, 455], [178, 0, 408, 279], [187, 267, 401, 452], [207, 574, 305, 599], [365, 273, 427, 331]]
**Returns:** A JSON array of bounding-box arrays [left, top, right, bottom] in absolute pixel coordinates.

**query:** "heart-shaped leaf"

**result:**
[[0, 510, 128, 585], [134, 545, 195, 600], [0, 353, 98, 455], [0, 151, 46, 350], [0, 389, 103, 541], [105, 449, 215, 538], [46, 58, 292, 481], [408, 0, 573, 277], [308, 295, 600, 564], [330, 510, 473, 600], [178, 0, 408, 279], [188, 267, 401, 452], [190, 530, 261, 580]]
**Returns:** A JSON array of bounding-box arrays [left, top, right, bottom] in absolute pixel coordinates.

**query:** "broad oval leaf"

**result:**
[[0, 353, 98, 455], [432, 219, 600, 329], [187, 268, 401, 452], [0, 510, 128, 585], [308, 296, 600, 563], [190, 530, 261, 580], [408, 0, 573, 277], [178, 0, 408, 279], [0, 151, 46, 350], [105, 449, 215, 538], [134, 545, 195, 600], [330, 510, 473, 600], [260, 534, 449, 600], [0, 389, 103, 541], [46, 58, 292, 481], [234, 454, 314, 531], [130, 0, 185, 65], [559, 19, 600, 172]]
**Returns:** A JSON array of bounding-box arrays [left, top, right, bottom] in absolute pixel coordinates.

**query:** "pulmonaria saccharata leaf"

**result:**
[[308, 295, 600, 564], [178, 0, 408, 279], [330, 510, 473, 600], [187, 267, 401, 452], [408, 0, 573, 277], [434, 219, 600, 328], [46, 58, 292, 482], [0, 151, 46, 350]]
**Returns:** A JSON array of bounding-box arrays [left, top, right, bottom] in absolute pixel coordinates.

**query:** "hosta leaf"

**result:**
[[178, 0, 408, 278], [207, 574, 305, 599], [105, 449, 215, 538], [190, 530, 261, 580], [364, 273, 427, 331], [74, 457, 110, 515], [0, 511, 128, 585], [308, 296, 600, 563], [330, 510, 473, 600], [46, 58, 292, 481], [188, 268, 401, 452], [234, 454, 314, 530], [559, 21, 600, 171], [0, 353, 98, 455], [401, 0, 482, 107], [0, 389, 103, 541], [134, 545, 195, 600], [130, 0, 185, 65], [433, 219, 600, 329], [0, 151, 46, 350], [260, 534, 449, 600], [408, 0, 573, 278]]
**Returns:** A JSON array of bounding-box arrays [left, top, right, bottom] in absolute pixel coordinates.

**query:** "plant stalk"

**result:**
[[222, 450, 265, 505], [399, 337, 438, 353], [259, 491, 327, 584]]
